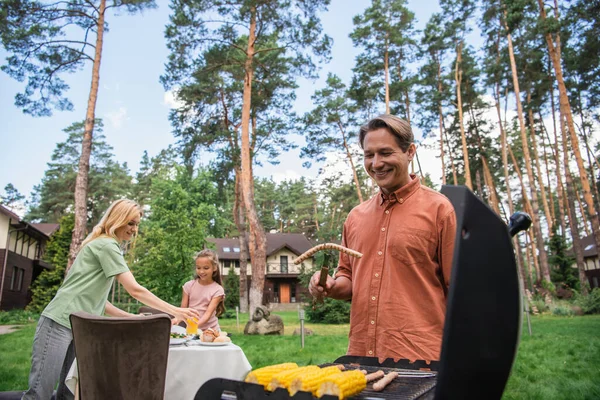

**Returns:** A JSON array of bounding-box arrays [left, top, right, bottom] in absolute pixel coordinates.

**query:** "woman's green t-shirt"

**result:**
[[42, 237, 130, 328]]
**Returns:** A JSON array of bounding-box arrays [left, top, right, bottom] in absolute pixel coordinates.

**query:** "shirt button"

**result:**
[[377, 251, 382, 256], [385, 210, 390, 214], [368, 350, 373, 355], [375, 273, 379, 277], [371, 320, 375, 325], [399, 198, 404, 204], [372, 296, 376, 301], [381, 227, 385, 231]]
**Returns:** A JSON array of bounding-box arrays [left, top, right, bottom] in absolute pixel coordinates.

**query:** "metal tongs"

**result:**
[[293, 243, 363, 309]]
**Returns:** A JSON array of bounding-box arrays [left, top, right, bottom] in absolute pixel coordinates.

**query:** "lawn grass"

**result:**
[[1, 313, 598, 399]]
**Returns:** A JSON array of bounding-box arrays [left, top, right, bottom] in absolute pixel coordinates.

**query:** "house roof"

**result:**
[[207, 233, 315, 260], [0, 204, 56, 240], [31, 223, 60, 237], [581, 234, 598, 258]]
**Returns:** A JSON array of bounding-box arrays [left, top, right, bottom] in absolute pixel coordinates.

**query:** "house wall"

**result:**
[[0, 215, 8, 247], [219, 250, 314, 277], [0, 251, 35, 310]]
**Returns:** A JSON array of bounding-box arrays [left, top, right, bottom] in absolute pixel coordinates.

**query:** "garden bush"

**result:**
[[574, 288, 600, 314], [0, 309, 39, 325], [304, 297, 350, 324]]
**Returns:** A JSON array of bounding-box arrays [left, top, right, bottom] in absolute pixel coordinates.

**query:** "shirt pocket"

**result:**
[[390, 229, 435, 266]]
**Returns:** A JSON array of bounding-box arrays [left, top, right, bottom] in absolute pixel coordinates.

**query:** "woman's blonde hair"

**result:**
[[80, 199, 143, 250]]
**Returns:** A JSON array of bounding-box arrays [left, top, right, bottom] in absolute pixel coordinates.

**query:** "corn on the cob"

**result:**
[[316, 370, 367, 399], [288, 365, 343, 396], [244, 363, 298, 389], [267, 365, 321, 391]]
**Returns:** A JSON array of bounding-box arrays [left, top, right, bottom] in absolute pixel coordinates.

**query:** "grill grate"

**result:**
[[319, 363, 436, 399], [196, 363, 437, 400]]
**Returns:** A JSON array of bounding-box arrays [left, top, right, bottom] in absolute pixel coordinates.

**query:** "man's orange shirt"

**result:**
[[336, 175, 456, 362]]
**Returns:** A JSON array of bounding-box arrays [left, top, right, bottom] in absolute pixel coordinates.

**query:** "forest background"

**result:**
[[0, 0, 599, 315]]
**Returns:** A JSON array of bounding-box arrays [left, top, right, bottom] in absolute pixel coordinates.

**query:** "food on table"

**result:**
[[170, 332, 187, 339], [213, 335, 231, 343], [267, 365, 320, 391], [372, 371, 398, 392], [288, 365, 344, 396], [317, 370, 367, 400], [245, 363, 299, 389], [201, 328, 218, 342]]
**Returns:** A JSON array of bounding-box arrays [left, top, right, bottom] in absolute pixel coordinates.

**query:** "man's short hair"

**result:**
[[359, 114, 414, 151]]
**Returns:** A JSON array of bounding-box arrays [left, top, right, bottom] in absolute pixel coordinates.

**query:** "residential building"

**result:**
[[207, 233, 316, 305], [0, 204, 58, 310], [578, 234, 600, 289]]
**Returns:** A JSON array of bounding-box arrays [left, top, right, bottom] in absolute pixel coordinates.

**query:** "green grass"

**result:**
[[2, 313, 599, 399], [504, 315, 600, 400]]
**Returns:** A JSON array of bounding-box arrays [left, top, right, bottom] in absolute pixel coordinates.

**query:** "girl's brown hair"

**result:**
[[194, 249, 225, 317]]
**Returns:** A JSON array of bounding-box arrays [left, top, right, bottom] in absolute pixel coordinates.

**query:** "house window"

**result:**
[[10, 267, 24, 292], [593, 277, 599, 289], [234, 260, 240, 268], [233, 247, 240, 253], [223, 247, 231, 252], [280, 256, 288, 273]]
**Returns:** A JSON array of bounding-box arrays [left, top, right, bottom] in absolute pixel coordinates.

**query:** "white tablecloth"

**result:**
[[66, 343, 252, 400]]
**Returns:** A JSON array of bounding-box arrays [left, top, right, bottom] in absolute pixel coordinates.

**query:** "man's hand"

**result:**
[[309, 271, 336, 298]]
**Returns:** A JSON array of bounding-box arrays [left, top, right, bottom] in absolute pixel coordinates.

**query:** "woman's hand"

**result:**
[[171, 317, 182, 326], [173, 307, 200, 322]]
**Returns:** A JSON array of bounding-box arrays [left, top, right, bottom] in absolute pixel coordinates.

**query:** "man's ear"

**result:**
[[407, 143, 417, 161]]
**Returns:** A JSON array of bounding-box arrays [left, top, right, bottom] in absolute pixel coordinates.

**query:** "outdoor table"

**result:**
[[65, 342, 252, 400]]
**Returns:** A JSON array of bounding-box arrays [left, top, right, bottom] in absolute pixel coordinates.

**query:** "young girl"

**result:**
[[22, 199, 200, 400], [179, 249, 225, 332]]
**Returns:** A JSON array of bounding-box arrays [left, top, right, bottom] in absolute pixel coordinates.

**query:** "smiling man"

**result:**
[[309, 114, 457, 362]]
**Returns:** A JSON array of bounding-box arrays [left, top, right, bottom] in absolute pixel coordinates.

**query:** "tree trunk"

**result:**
[[526, 90, 553, 235], [67, 0, 106, 272], [233, 171, 249, 313], [538, 113, 556, 226], [436, 50, 451, 185], [548, 79, 567, 236], [240, 8, 267, 312], [338, 121, 363, 203], [537, 0, 600, 254], [384, 37, 390, 114], [560, 114, 589, 294], [454, 41, 472, 189], [504, 15, 551, 284]]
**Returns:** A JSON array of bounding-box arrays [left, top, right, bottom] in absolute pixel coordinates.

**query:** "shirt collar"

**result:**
[[379, 174, 420, 206]]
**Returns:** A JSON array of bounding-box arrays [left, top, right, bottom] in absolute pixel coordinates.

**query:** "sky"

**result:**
[[0, 0, 445, 204]]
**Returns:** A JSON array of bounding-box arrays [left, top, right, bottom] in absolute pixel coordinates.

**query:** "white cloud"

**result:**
[[163, 90, 184, 109], [105, 107, 128, 129], [270, 169, 306, 184]]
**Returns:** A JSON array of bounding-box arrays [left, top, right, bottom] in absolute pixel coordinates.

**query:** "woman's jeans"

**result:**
[[22, 316, 75, 400]]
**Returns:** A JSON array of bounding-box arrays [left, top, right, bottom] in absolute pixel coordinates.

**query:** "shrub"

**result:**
[[551, 305, 574, 316], [574, 288, 600, 314], [0, 309, 39, 324], [305, 298, 350, 324], [221, 310, 236, 319], [223, 267, 240, 310]]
